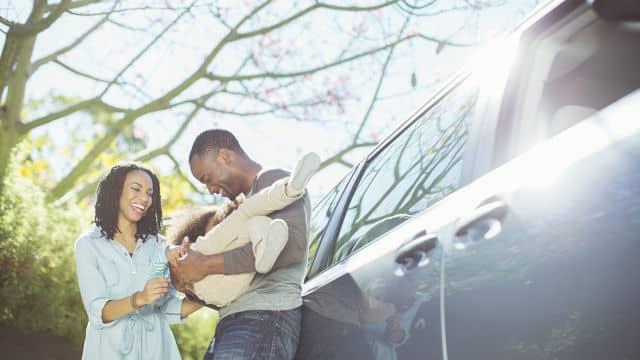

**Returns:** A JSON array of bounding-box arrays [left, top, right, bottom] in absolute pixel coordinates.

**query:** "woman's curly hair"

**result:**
[[94, 162, 163, 241], [165, 196, 243, 245]]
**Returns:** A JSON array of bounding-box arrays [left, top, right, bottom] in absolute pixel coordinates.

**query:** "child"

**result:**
[[152, 152, 320, 307]]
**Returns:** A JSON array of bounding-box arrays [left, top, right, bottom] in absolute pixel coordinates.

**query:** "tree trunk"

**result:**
[[0, 122, 21, 195], [0, 2, 43, 195]]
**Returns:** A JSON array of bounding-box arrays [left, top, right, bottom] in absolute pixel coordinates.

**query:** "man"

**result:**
[[173, 129, 313, 360]]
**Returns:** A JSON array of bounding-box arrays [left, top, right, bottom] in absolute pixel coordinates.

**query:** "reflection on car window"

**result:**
[[306, 171, 353, 276], [329, 81, 480, 265]]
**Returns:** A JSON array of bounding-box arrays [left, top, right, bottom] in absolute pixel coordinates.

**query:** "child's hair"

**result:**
[[165, 197, 243, 245]]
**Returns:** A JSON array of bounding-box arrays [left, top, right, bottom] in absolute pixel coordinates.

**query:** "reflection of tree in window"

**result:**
[[331, 84, 479, 265], [306, 172, 352, 275]]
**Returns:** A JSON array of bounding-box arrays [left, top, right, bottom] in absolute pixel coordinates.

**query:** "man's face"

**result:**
[[190, 150, 243, 200]]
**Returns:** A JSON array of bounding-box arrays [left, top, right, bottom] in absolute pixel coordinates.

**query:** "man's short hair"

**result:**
[[189, 129, 247, 162]]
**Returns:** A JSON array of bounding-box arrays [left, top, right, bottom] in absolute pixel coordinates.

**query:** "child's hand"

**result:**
[[166, 244, 187, 267]]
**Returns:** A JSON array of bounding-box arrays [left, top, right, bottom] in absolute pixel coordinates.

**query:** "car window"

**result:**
[[305, 171, 353, 276], [501, 10, 640, 163], [329, 80, 480, 266]]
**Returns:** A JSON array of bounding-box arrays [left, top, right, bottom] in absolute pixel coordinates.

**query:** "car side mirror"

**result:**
[[590, 0, 640, 22]]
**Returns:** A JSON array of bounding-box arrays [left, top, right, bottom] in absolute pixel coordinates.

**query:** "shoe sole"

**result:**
[[289, 152, 321, 193], [255, 219, 288, 273]]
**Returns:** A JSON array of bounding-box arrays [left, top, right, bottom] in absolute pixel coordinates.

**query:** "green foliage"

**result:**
[[0, 155, 88, 347], [172, 309, 218, 359]]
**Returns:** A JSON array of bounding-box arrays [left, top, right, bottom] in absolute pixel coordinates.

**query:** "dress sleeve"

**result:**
[[151, 238, 187, 324], [74, 235, 118, 329], [156, 284, 187, 324], [150, 244, 170, 279]]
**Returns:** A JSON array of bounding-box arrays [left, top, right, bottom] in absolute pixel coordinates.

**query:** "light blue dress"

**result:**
[[75, 226, 184, 359]]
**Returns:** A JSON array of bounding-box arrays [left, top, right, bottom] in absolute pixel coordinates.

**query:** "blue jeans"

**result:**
[[203, 308, 301, 360]]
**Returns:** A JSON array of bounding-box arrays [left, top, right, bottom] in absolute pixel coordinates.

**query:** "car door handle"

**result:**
[[454, 200, 508, 237], [394, 230, 438, 275]]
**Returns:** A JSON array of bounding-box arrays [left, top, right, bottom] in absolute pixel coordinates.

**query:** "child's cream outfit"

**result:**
[[189, 177, 303, 306]]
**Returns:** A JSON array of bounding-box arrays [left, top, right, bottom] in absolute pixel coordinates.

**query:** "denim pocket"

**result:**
[[274, 309, 301, 343]]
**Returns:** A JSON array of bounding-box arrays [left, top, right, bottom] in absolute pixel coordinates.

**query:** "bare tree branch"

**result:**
[[353, 16, 410, 143], [29, 10, 112, 74], [24, 98, 127, 131], [6, 0, 71, 37], [57, 94, 210, 203], [3, 1, 49, 124], [233, 0, 273, 31], [202, 106, 279, 117], [207, 33, 468, 83], [232, 0, 400, 41], [106, 17, 151, 32], [0, 16, 14, 28], [48, 27, 256, 200], [99, 1, 196, 97], [0, 0, 495, 203], [318, 142, 377, 171], [67, 2, 216, 16], [52, 59, 113, 83], [167, 153, 202, 193], [44, 0, 102, 13]]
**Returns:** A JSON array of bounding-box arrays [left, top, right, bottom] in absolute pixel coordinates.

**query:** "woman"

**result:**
[[75, 162, 201, 359]]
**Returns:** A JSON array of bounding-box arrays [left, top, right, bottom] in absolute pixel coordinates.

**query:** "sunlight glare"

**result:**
[[505, 92, 640, 191], [469, 37, 520, 95]]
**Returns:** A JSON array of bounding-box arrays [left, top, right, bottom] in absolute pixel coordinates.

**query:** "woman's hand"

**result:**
[[137, 278, 170, 306]]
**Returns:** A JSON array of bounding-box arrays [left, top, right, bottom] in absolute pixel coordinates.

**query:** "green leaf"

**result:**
[[411, 72, 417, 88], [436, 41, 446, 54]]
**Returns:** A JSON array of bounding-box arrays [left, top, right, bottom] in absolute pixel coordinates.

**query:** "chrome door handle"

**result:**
[[455, 200, 508, 238], [394, 230, 438, 276]]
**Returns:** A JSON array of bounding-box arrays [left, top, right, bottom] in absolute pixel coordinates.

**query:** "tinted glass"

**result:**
[[330, 81, 479, 265], [306, 171, 352, 275]]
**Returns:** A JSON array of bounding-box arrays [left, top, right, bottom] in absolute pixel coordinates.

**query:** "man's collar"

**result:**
[[247, 168, 266, 196]]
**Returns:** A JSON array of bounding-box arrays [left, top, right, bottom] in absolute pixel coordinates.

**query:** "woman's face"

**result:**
[[118, 169, 154, 225]]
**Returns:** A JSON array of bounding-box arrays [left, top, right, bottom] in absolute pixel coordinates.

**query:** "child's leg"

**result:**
[[194, 177, 296, 256], [236, 178, 297, 218], [287, 152, 321, 196], [235, 152, 320, 219], [248, 216, 288, 274]]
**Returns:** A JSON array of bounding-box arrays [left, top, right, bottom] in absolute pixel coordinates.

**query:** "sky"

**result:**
[[1, 0, 543, 205]]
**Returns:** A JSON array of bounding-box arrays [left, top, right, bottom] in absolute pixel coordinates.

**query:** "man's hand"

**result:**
[[175, 236, 208, 283], [166, 244, 187, 267], [169, 261, 188, 293]]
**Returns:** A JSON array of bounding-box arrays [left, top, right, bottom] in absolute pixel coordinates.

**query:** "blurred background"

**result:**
[[0, 0, 541, 358]]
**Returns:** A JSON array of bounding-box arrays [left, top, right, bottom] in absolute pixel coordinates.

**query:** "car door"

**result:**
[[296, 75, 484, 360], [437, 0, 640, 357], [437, 88, 640, 359]]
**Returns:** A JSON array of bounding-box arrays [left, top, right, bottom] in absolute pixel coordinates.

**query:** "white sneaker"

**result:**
[[288, 152, 321, 195], [254, 219, 288, 274]]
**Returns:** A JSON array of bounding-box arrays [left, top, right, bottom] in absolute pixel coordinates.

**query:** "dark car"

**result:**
[[296, 0, 640, 359]]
